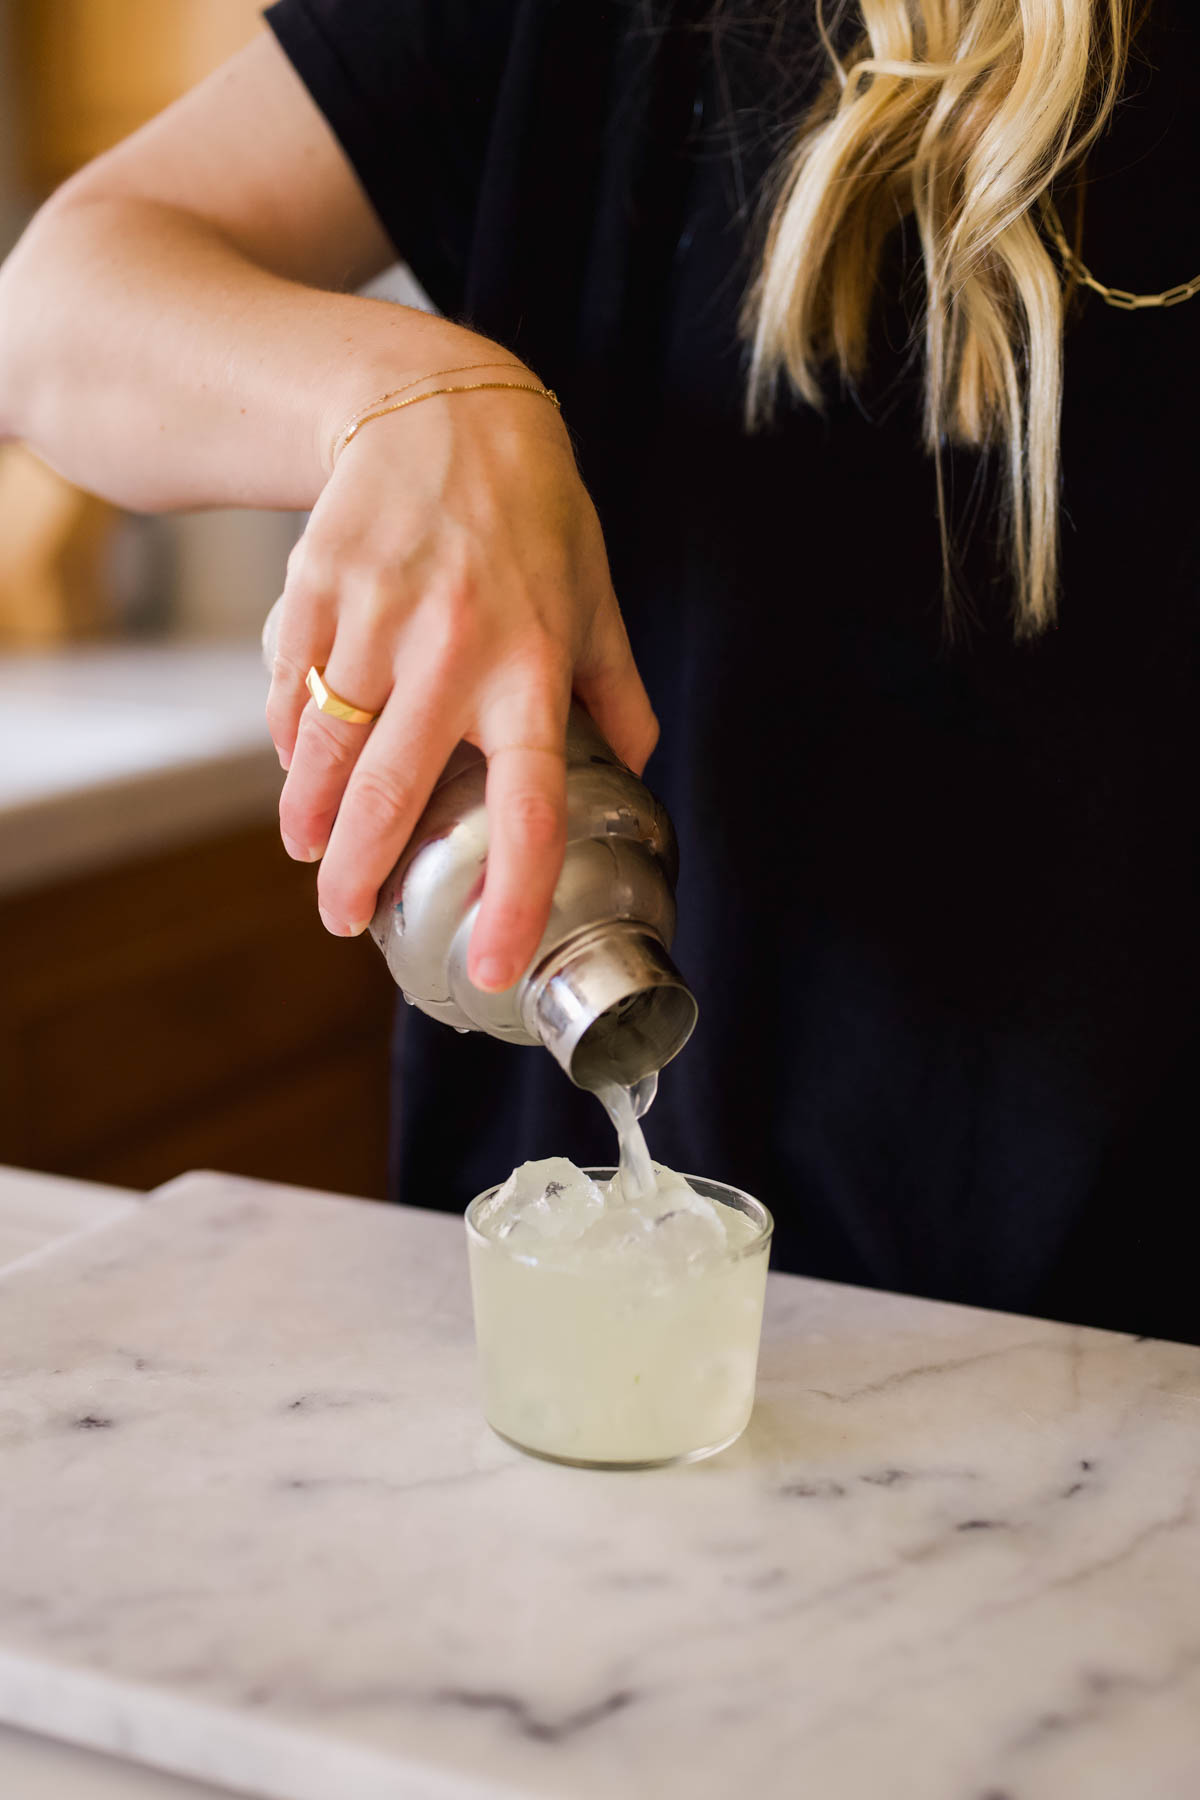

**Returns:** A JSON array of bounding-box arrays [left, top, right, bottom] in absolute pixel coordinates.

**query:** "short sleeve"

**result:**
[[264, 0, 521, 313]]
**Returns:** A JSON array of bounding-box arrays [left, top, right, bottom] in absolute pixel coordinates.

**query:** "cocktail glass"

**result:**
[[465, 1169, 772, 1469]]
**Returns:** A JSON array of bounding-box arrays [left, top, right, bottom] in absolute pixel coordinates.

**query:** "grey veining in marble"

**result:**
[[0, 1171, 1197, 1800], [0, 1171, 251, 1800]]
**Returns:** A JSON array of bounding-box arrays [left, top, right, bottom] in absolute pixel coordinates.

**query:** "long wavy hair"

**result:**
[[743, 0, 1135, 632]]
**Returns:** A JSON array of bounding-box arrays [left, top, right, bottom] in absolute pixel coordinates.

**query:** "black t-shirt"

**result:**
[[266, 0, 1200, 1341]]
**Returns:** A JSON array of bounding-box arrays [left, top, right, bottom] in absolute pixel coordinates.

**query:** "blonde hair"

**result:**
[[744, 0, 1134, 632]]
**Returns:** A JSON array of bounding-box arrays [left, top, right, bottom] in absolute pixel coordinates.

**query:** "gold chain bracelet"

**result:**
[[1039, 195, 1200, 312], [330, 362, 559, 466]]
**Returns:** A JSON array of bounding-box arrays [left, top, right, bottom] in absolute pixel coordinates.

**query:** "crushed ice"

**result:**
[[476, 1155, 735, 1271]]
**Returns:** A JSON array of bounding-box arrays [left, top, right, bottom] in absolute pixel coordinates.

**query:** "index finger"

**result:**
[[469, 686, 570, 993]]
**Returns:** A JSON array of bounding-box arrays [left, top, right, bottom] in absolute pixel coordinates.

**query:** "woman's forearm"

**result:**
[[0, 190, 500, 514]]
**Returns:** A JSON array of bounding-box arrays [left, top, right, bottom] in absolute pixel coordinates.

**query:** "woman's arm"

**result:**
[[0, 31, 480, 511], [0, 29, 657, 984]]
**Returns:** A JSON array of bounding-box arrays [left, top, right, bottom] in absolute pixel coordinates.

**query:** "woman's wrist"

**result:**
[[315, 311, 533, 481], [328, 360, 539, 468]]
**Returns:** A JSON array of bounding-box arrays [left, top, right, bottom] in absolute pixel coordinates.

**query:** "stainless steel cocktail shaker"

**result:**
[[263, 602, 696, 1091]]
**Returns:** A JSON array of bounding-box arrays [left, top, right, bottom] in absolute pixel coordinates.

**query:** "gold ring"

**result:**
[[305, 666, 378, 725]]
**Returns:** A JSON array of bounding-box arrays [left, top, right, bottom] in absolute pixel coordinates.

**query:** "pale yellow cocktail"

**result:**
[[465, 1162, 772, 1468]]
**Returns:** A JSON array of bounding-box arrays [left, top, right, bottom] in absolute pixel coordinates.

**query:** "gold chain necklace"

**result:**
[[1039, 195, 1200, 310]]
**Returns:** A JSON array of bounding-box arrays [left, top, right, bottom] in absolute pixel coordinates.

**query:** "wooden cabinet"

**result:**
[[0, 823, 394, 1198]]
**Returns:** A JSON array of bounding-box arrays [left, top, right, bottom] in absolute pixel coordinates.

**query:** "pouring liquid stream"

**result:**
[[597, 1072, 660, 1204]]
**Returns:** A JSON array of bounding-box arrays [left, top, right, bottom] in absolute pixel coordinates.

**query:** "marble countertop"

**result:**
[[0, 1164, 139, 1269], [0, 1166, 1197, 1800], [0, 642, 280, 894], [0, 1169, 237, 1798]]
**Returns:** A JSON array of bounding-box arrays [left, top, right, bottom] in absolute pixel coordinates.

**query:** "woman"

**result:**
[[1, 2, 1195, 1340]]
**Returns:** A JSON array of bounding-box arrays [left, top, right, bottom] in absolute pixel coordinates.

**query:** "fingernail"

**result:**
[[282, 835, 323, 862], [319, 908, 371, 938], [277, 746, 291, 772], [474, 956, 514, 992]]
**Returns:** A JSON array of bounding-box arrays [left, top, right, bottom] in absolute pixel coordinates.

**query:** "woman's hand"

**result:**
[[266, 366, 658, 993]]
